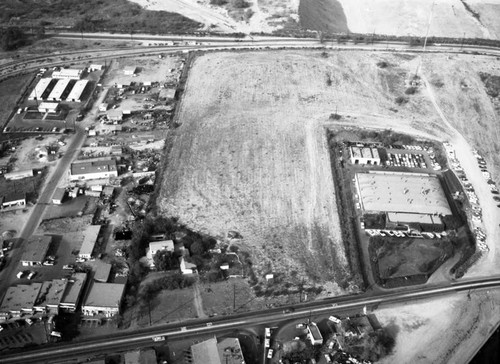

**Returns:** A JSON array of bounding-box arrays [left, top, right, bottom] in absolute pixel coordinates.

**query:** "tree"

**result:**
[[190, 241, 205, 256], [233, 0, 250, 8], [0, 27, 27, 51], [153, 250, 177, 271]]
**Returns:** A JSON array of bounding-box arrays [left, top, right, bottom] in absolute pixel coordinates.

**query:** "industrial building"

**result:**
[[82, 282, 125, 318], [69, 158, 118, 181], [66, 80, 89, 102], [146, 240, 174, 268], [20, 235, 52, 266], [0, 284, 42, 319], [191, 337, 246, 364], [307, 322, 323, 345], [38, 102, 59, 113], [28, 78, 52, 101], [355, 171, 452, 216], [1, 192, 26, 209], [52, 68, 82, 80], [47, 79, 71, 102], [60, 273, 87, 313], [94, 261, 112, 283], [4, 169, 33, 180], [52, 187, 66, 204], [33, 279, 68, 315], [350, 145, 381, 165], [79, 225, 101, 260]]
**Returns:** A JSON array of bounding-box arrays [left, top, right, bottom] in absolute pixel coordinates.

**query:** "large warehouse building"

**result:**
[[69, 159, 118, 181], [47, 79, 71, 102], [66, 80, 89, 102], [28, 78, 52, 101], [355, 171, 452, 229], [52, 68, 82, 80]]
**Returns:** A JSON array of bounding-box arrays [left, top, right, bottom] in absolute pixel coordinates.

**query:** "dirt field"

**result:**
[[376, 290, 500, 364], [159, 51, 357, 295], [0, 74, 33, 132], [157, 49, 500, 361], [337, 0, 494, 39], [130, 0, 299, 33], [373, 238, 453, 279]]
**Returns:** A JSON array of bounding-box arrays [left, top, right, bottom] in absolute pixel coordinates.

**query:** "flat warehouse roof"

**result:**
[[80, 225, 101, 257], [21, 235, 51, 263], [83, 282, 125, 309], [48, 79, 70, 100], [66, 80, 88, 101], [0, 284, 42, 313], [356, 172, 452, 215], [38, 102, 59, 109], [70, 159, 117, 176], [29, 78, 52, 100], [61, 273, 87, 305]]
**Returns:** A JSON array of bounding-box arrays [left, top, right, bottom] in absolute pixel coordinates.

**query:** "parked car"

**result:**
[[27, 271, 36, 280]]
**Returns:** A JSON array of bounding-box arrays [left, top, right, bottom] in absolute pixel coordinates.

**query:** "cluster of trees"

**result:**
[[0, 27, 26, 51]]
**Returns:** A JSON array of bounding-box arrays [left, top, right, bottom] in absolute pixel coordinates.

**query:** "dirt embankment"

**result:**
[[298, 0, 349, 33]]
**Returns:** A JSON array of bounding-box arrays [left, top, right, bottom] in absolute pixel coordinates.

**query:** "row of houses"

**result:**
[[0, 274, 125, 321]]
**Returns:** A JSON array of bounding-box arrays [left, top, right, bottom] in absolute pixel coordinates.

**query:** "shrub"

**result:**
[[405, 86, 418, 95], [210, 0, 227, 4], [377, 61, 389, 68], [233, 0, 250, 8], [395, 96, 408, 105]]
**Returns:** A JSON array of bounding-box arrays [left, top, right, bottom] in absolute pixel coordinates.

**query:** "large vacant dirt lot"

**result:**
[[159, 50, 500, 296]]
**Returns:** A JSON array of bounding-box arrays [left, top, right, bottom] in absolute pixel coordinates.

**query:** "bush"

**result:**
[[395, 96, 408, 105], [0, 27, 27, 51], [233, 0, 250, 8], [405, 86, 418, 95], [210, 0, 227, 4], [376, 61, 389, 68]]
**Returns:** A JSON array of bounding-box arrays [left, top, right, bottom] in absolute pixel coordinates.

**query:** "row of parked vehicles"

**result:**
[[365, 229, 446, 239]]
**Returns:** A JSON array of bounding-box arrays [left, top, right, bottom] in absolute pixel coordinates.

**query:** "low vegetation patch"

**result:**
[[0, 0, 201, 34]]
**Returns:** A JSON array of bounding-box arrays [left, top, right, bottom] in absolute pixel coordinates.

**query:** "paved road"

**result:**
[[1, 276, 500, 363], [0, 89, 105, 296]]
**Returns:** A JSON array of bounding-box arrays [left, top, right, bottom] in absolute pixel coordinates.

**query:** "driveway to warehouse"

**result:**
[[0, 90, 108, 297]]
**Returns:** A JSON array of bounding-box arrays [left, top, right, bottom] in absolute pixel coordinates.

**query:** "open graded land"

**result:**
[[158, 49, 500, 361]]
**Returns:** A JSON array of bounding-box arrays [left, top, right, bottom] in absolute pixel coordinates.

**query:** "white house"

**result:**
[[146, 240, 174, 268], [123, 66, 137, 75], [180, 256, 197, 275]]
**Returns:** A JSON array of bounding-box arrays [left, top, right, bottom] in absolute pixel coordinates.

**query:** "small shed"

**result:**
[[52, 187, 66, 204], [107, 109, 123, 121], [123, 66, 137, 75]]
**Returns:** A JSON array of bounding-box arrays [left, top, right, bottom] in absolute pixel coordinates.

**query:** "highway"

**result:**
[[1, 276, 500, 363], [2, 32, 500, 363]]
